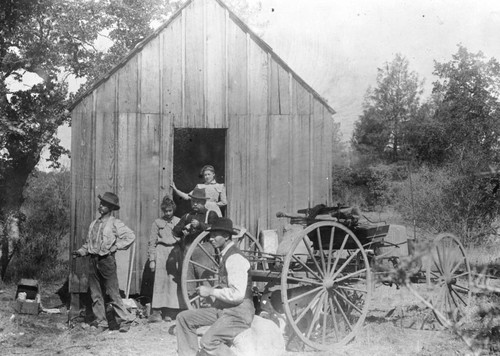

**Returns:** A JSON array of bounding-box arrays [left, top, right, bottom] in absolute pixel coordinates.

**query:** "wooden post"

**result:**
[[68, 293, 80, 325]]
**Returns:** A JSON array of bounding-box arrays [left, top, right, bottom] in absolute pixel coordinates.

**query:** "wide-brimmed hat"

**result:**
[[98, 192, 120, 210], [188, 187, 210, 200], [207, 217, 237, 235]]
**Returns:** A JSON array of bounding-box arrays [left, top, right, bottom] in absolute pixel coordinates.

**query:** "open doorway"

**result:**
[[172, 128, 226, 218]]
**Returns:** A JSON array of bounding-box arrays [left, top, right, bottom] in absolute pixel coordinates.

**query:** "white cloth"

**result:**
[[231, 315, 286, 356], [212, 242, 250, 304]]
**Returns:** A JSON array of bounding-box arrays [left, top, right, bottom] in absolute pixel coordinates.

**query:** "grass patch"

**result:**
[[467, 244, 500, 269]]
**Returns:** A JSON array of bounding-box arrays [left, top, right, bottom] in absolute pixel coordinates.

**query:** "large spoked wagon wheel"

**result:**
[[280, 221, 372, 351], [181, 227, 265, 310], [429, 233, 472, 325], [181, 231, 219, 310]]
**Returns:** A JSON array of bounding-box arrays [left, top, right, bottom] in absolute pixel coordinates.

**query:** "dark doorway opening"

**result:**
[[173, 128, 226, 218]]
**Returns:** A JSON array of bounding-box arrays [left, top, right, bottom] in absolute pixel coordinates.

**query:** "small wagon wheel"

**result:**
[[181, 227, 265, 309], [280, 221, 372, 350], [429, 233, 472, 325], [233, 227, 266, 271]]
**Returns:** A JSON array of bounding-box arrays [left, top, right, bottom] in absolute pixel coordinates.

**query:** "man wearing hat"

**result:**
[[173, 187, 219, 304], [176, 217, 255, 356], [72, 192, 136, 332], [173, 187, 219, 246], [170, 164, 227, 217]]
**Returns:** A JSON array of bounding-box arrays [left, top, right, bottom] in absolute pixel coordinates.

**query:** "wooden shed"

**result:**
[[69, 0, 337, 295]]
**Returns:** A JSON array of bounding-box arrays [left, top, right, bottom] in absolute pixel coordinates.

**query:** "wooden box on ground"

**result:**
[[13, 278, 41, 315]]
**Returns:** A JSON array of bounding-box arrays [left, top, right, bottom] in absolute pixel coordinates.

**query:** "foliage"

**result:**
[[395, 165, 500, 245], [353, 54, 424, 161], [349, 46, 500, 244], [403, 45, 500, 167], [396, 165, 453, 232], [332, 163, 403, 209], [4, 170, 70, 281], [402, 93, 448, 164], [431, 45, 500, 168], [406, 46, 500, 242], [1, 1, 70, 215], [71, 0, 183, 88], [331, 165, 365, 207]]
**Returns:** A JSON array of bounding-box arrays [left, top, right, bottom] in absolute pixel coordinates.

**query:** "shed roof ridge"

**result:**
[[69, 0, 335, 115]]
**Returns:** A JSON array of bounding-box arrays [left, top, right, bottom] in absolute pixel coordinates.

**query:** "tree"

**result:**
[[1, 0, 72, 277], [431, 45, 500, 170], [0, 0, 182, 279], [403, 92, 449, 164], [353, 54, 424, 161], [430, 46, 500, 240], [399, 46, 500, 242]]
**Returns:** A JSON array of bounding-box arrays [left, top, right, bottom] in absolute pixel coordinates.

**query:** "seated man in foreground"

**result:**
[[176, 217, 255, 356]]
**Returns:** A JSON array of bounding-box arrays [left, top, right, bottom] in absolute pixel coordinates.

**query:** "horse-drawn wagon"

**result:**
[[180, 204, 472, 351]]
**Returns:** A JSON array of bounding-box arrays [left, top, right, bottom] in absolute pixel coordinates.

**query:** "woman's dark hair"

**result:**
[[161, 196, 176, 211]]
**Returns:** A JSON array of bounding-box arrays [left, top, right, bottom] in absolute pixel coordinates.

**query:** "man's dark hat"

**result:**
[[98, 192, 120, 210], [207, 217, 237, 235], [189, 187, 210, 200]]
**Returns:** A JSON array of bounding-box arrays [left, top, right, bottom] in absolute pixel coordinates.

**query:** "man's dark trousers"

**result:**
[[88, 254, 134, 327]]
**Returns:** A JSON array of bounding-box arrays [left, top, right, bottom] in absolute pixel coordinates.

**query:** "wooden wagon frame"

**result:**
[[179, 204, 472, 351]]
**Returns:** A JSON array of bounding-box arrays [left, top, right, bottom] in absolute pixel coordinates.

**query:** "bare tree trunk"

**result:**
[[0, 212, 23, 280]]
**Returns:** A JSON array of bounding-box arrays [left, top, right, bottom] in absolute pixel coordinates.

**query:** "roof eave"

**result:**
[[69, 0, 335, 115]]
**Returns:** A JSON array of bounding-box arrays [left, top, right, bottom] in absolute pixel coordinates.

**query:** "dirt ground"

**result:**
[[2, 279, 493, 356]]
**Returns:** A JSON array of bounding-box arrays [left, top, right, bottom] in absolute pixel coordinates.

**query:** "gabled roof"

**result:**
[[69, 0, 335, 114]]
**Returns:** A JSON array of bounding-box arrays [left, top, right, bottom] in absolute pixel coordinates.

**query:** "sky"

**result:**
[[28, 0, 500, 168], [253, 0, 500, 139]]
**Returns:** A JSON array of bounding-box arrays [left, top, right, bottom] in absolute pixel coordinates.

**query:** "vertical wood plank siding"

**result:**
[[248, 38, 269, 230], [115, 54, 139, 287], [163, 19, 182, 119], [205, 0, 226, 127], [185, 0, 204, 126], [70, 95, 94, 292], [226, 13, 247, 116], [70, 0, 336, 294], [268, 115, 291, 233], [136, 39, 162, 292]]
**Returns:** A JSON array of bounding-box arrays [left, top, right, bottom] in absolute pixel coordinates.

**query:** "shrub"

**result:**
[[365, 164, 393, 207], [332, 159, 500, 246], [332, 163, 402, 209], [4, 169, 70, 282], [395, 165, 500, 245]]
